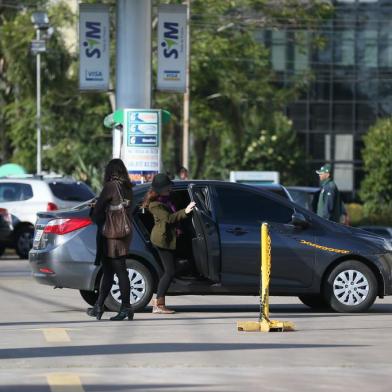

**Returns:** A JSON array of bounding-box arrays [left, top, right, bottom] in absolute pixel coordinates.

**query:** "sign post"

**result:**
[[123, 109, 161, 183], [104, 109, 172, 184]]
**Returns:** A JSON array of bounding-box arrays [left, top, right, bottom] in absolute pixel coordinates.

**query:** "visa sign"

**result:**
[[157, 5, 187, 92], [79, 4, 109, 91]]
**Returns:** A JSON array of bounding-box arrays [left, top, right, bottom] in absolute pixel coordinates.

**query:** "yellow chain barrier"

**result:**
[[237, 223, 295, 332]]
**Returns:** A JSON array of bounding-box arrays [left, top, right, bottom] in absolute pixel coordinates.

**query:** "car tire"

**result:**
[[15, 226, 34, 259], [298, 294, 330, 310], [323, 260, 378, 313], [79, 290, 99, 306], [104, 259, 154, 312], [0, 245, 5, 257]]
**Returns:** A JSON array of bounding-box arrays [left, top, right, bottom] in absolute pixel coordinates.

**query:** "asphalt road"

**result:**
[[1, 255, 392, 392]]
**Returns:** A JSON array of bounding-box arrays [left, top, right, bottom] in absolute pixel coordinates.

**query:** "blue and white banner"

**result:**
[[79, 3, 109, 91], [123, 109, 162, 183], [157, 4, 187, 92]]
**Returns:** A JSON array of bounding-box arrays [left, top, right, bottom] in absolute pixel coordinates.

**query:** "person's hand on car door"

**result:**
[[185, 202, 196, 214]]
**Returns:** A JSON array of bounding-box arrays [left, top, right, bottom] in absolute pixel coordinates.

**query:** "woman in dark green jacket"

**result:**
[[143, 173, 195, 314]]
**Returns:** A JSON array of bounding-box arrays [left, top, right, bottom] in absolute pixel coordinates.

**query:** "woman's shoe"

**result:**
[[87, 304, 104, 320], [110, 306, 134, 321], [152, 298, 175, 314]]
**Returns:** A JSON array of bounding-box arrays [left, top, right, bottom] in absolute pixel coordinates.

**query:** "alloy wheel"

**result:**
[[333, 269, 369, 306], [111, 268, 146, 305]]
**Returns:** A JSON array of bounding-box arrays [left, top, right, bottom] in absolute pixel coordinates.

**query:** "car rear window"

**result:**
[[0, 183, 33, 202], [48, 181, 95, 202]]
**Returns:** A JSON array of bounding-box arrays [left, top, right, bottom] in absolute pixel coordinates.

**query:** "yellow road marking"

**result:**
[[47, 374, 84, 392], [41, 328, 71, 342]]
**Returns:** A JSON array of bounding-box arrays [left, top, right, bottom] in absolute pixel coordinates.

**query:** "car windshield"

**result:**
[[48, 181, 95, 202]]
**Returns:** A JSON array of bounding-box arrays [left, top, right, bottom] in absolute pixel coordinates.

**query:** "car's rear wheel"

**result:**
[[79, 290, 99, 306], [323, 260, 378, 313], [0, 245, 5, 257], [15, 226, 34, 259], [298, 294, 330, 310], [104, 259, 154, 312]]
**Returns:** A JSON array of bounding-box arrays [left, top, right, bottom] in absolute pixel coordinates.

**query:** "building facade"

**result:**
[[268, 0, 392, 197]]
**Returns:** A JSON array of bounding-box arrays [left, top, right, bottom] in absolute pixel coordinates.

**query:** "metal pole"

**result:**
[[115, 0, 151, 109], [36, 28, 42, 175], [182, 0, 190, 170], [114, 0, 152, 159]]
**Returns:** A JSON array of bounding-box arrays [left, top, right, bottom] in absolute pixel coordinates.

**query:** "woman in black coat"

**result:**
[[88, 159, 134, 321]]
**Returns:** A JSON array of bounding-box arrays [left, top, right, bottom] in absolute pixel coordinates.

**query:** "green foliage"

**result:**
[[359, 118, 392, 216], [242, 113, 308, 184], [0, 1, 112, 182], [154, 0, 333, 179], [346, 203, 392, 227], [0, 0, 333, 185]]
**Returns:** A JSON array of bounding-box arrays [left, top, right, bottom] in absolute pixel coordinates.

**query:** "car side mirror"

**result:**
[[291, 212, 309, 229]]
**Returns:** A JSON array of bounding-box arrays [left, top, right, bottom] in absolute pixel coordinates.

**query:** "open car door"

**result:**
[[187, 184, 221, 282]]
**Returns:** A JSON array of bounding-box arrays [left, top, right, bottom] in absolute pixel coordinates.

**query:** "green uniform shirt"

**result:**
[[317, 179, 342, 223]]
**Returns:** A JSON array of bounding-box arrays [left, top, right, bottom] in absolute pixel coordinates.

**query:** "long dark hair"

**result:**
[[103, 159, 133, 190], [142, 188, 159, 209]]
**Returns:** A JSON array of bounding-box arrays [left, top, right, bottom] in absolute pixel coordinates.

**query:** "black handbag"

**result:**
[[102, 182, 131, 239]]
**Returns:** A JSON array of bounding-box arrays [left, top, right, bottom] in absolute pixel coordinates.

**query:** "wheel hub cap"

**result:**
[[111, 268, 146, 305], [333, 269, 369, 306]]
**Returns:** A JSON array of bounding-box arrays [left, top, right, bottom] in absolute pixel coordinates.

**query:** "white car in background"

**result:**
[[0, 176, 95, 258]]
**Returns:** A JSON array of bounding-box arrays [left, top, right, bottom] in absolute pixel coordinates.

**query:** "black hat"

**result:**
[[151, 173, 173, 193]]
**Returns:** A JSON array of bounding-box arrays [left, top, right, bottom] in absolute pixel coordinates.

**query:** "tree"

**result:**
[[154, 0, 332, 180], [360, 118, 392, 216], [0, 1, 112, 186]]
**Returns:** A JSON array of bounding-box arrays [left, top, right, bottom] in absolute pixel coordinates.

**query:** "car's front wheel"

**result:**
[[104, 259, 154, 312], [0, 245, 5, 258], [323, 260, 378, 313], [15, 226, 34, 259]]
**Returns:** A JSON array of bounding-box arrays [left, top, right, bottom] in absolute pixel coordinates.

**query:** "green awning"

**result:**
[[0, 163, 27, 177]]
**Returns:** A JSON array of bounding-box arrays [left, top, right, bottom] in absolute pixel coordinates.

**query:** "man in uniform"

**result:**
[[316, 163, 343, 223]]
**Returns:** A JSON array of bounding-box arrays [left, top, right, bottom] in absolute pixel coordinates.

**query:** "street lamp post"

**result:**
[[31, 12, 49, 175]]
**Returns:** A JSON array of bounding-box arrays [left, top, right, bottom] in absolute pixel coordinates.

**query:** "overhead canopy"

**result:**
[[0, 163, 27, 177], [104, 109, 171, 128]]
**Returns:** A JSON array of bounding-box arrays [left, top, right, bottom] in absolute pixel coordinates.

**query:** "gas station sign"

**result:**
[[123, 109, 161, 183]]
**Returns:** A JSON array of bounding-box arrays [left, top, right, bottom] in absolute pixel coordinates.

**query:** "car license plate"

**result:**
[[33, 229, 43, 245]]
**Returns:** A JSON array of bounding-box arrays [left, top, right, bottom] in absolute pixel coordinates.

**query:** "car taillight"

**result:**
[[0, 208, 12, 224], [47, 202, 58, 211], [44, 218, 92, 235]]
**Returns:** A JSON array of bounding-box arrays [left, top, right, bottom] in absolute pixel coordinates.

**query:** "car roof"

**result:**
[[286, 186, 320, 193], [133, 180, 291, 198], [0, 175, 81, 183], [253, 184, 286, 190]]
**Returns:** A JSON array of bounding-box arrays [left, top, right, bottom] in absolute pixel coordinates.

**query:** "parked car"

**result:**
[[0, 176, 95, 258], [0, 208, 13, 257], [359, 226, 392, 245], [29, 181, 392, 313]]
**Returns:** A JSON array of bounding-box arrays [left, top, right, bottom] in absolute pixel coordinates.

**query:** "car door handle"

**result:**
[[226, 227, 248, 235]]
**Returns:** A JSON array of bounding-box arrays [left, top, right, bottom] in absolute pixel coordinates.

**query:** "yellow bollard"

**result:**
[[237, 223, 295, 332]]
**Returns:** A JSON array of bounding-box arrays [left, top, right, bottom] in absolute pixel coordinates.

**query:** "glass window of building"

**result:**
[[358, 30, 378, 68], [380, 19, 392, 68], [294, 31, 310, 72], [335, 30, 355, 66], [271, 31, 286, 72]]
